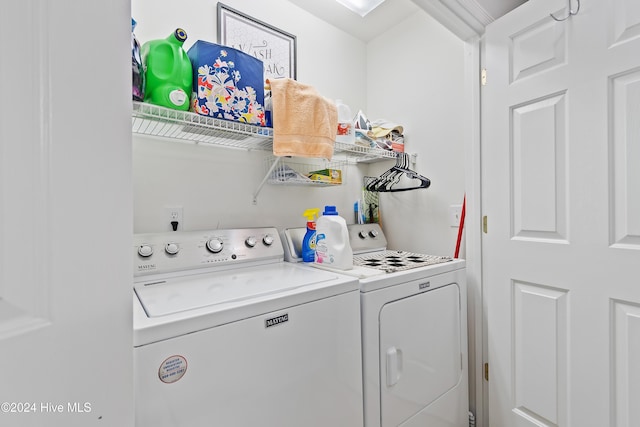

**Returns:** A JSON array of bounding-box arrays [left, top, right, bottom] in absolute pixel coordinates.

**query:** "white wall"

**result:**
[[131, 0, 467, 259], [366, 11, 466, 257]]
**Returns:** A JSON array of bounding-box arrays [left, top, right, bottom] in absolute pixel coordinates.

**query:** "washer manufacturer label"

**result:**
[[137, 263, 157, 272], [158, 355, 187, 384], [265, 313, 288, 328], [419, 281, 431, 290]]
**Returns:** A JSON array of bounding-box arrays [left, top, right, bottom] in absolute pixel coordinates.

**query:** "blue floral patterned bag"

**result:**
[[187, 40, 266, 126]]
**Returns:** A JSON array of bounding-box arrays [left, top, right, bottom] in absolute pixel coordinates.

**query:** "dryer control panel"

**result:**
[[348, 223, 387, 254]]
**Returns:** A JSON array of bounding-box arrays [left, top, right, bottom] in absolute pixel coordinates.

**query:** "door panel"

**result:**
[[0, 1, 133, 425], [611, 300, 640, 426], [509, 16, 567, 84], [483, 0, 640, 426], [512, 281, 568, 426], [511, 92, 568, 242], [379, 284, 461, 427], [609, 68, 640, 248]]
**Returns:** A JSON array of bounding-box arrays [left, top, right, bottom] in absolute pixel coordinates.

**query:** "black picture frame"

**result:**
[[217, 3, 297, 82]]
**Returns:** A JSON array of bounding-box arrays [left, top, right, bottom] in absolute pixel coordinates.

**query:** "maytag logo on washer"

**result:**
[[265, 313, 289, 328], [137, 263, 156, 271]]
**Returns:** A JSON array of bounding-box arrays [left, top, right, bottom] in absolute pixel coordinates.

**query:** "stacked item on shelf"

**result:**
[[187, 40, 267, 126], [307, 168, 342, 184], [368, 119, 405, 153], [266, 157, 345, 186], [353, 112, 404, 153], [134, 21, 268, 126], [140, 28, 193, 111]]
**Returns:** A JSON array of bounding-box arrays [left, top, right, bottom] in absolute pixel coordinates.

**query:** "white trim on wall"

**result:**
[[463, 35, 485, 427]]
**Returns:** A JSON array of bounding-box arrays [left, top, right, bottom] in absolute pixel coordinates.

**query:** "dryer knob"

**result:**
[[206, 238, 224, 253], [359, 231, 368, 239], [165, 242, 179, 255], [138, 245, 153, 257], [369, 230, 379, 238], [245, 236, 257, 248], [263, 234, 275, 246]]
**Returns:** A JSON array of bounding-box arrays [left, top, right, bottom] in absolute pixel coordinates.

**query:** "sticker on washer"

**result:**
[[158, 355, 187, 384]]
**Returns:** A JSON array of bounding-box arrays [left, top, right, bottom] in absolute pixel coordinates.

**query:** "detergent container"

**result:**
[[131, 18, 144, 101], [315, 206, 353, 270], [301, 208, 320, 262], [335, 100, 355, 144], [141, 28, 192, 110]]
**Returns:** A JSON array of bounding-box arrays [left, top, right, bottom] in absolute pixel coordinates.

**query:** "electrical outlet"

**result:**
[[164, 206, 183, 231], [450, 204, 462, 227]]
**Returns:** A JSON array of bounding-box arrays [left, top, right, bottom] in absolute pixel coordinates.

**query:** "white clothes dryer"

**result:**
[[283, 224, 468, 427]]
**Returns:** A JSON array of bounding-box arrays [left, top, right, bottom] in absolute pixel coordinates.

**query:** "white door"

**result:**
[[379, 285, 462, 427], [0, 1, 133, 426], [483, 0, 640, 426]]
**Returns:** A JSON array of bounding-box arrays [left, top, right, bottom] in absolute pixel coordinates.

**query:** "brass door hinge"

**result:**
[[483, 215, 488, 234], [484, 363, 489, 381], [481, 68, 487, 86]]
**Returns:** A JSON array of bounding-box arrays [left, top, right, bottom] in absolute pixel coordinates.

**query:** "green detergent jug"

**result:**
[[141, 28, 192, 110]]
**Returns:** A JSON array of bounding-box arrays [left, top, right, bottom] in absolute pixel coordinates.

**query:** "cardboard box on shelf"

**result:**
[[307, 168, 342, 184]]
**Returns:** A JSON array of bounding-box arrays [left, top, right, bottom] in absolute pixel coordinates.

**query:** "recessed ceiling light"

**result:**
[[335, 0, 385, 17]]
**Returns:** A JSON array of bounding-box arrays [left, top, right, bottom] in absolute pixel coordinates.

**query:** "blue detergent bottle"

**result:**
[[301, 208, 320, 262]]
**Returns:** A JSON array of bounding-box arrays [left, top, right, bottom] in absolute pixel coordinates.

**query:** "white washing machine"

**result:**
[[283, 224, 468, 427], [133, 227, 363, 427]]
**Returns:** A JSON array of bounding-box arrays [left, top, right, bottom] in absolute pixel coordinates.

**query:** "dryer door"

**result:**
[[379, 283, 462, 427]]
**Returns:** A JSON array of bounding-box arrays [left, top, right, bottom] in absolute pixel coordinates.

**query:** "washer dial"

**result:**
[[245, 236, 257, 248], [138, 245, 153, 257], [165, 243, 179, 255], [206, 238, 224, 253], [263, 234, 275, 246]]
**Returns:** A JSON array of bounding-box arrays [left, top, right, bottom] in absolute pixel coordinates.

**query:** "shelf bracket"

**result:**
[[253, 156, 282, 204]]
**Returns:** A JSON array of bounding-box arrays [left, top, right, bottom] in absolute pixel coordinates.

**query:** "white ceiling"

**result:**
[[288, 0, 527, 42]]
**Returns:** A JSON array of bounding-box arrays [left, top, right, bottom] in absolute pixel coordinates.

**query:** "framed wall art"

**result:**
[[217, 3, 297, 83]]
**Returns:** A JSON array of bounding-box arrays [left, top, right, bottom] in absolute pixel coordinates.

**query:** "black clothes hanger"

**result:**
[[365, 152, 431, 192]]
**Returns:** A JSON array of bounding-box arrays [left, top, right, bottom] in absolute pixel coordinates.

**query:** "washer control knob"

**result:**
[[245, 236, 258, 248], [263, 234, 275, 246], [369, 230, 379, 238], [138, 245, 153, 257], [165, 243, 179, 255], [206, 238, 224, 253], [358, 231, 368, 239]]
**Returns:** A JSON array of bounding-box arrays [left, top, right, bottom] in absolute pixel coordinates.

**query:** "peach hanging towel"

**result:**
[[269, 78, 337, 160]]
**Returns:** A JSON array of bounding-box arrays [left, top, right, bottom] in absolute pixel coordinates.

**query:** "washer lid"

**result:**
[[135, 263, 350, 318]]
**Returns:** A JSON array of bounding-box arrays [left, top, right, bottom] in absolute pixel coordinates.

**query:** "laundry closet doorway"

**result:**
[[482, 0, 640, 426]]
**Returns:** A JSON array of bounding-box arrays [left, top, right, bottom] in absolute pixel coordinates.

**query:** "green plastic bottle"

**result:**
[[141, 28, 192, 111]]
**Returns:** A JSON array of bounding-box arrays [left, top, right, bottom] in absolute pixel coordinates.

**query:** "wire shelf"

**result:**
[[132, 101, 404, 162], [334, 141, 398, 162], [132, 101, 273, 150], [265, 156, 346, 187]]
